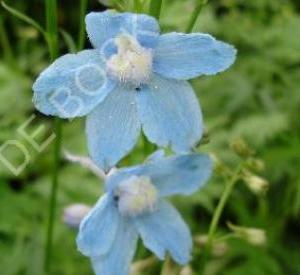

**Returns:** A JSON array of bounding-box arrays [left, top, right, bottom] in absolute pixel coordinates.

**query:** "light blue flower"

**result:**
[[76, 153, 212, 275], [33, 11, 236, 171]]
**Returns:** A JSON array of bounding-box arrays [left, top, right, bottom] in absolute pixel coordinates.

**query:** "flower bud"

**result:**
[[180, 266, 193, 275], [230, 138, 254, 158], [243, 171, 269, 195], [228, 222, 266, 246], [63, 203, 91, 229], [210, 153, 229, 176], [130, 256, 157, 274], [245, 158, 265, 172], [194, 235, 228, 257]]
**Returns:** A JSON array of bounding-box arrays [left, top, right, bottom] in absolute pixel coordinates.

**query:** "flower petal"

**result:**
[[135, 200, 192, 265], [153, 33, 237, 80], [106, 154, 212, 197], [145, 149, 166, 163], [91, 217, 138, 275], [76, 194, 119, 257], [86, 85, 141, 171], [33, 50, 115, 118], [86, 11, 160, 51], [137, 74, 203, 153]]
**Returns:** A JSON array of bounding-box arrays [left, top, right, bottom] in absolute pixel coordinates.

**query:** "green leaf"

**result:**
[[60, 29, 77, 54], [1, 1, 46, 37]]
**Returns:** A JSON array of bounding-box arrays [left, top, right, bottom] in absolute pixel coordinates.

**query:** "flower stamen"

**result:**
[[106, 35, 153, 86], [115, 175, 158, 216]]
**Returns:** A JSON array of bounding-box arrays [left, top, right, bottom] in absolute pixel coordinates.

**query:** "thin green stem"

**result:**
[[45, 118, 62, 271], [199, 164, 243, 273], [214, 233, 236, 243], [0, 16, 14, 65], [46, 0, 58, 60], [149, 0, 162, 20], [1, 1, 46, 37], [78, 0, 88, 51], [207, 165, 242, 243], [133, 0, 143, 13], [44, 0, 61, 272], [186, 0, 209, 33]]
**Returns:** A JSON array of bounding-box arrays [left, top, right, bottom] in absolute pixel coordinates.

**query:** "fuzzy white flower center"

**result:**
[[106, 35, 153, 86], [115, 175, 158, 216]]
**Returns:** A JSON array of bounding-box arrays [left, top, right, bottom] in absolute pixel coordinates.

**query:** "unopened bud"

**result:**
[[228, 222, 266, 246], [63, 203, 91, 229], [130, 256, 157, 274], [194, 235, 208, 247], [194, 235, 228, 257], [246, 158, 265, 172], [161, 256, 177, 275], [230, 138, 254, 158], [243, 171, 269, 195], [210, 153, 229, 176], [180, 266, 193, 275]]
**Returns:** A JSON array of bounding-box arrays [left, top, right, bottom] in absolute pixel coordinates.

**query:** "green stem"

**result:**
[[44, 0, 61, 272], [46, 0, 58, 60], [133, 0, 143, 13], [45, 118, 62, 271], [200, 164, 242, 272], [214, 233, 236, 243], [1, 1, 46, 37], [207, 166, 241, 243], [78, 0, 88, 51], [149, 0, 162, 20], [0, 16, 14, 65], [186, 0, 209, 33]]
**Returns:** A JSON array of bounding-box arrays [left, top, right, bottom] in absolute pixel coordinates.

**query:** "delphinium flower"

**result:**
[[76, 153, 212, 275], [33, 11, 236, 171]]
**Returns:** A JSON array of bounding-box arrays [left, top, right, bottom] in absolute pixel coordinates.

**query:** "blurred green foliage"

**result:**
[[0, 0, 300, 274]]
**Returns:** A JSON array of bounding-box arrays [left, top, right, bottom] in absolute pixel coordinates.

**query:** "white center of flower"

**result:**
[[106, 35, 153, 86], [115, 175, 158, 216]]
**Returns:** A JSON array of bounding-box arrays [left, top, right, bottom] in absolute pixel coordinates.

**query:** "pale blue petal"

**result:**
[[86, 85, 141, 171], [86, 11, 160, 50], [135, 200, 192, 265], [91, 217, 138, 275], [76, 194, 119, 257], [153, 33, 237, 80], [106, 154, 212, 197], [137, 74, 203, 153], [136, 154, 212, 197], [33, 50, 115, 118], [145, 149, 165, 163]]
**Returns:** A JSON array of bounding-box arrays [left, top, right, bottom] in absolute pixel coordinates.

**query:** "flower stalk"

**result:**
[[149, 0, 162, 20], [0, 16, 14, 65], [186, 0, 209, 33], [78, 0, 88, 51], [44, 0, 60, 272], [133, 0, 143, 13], [200, 163, 243, 272]]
